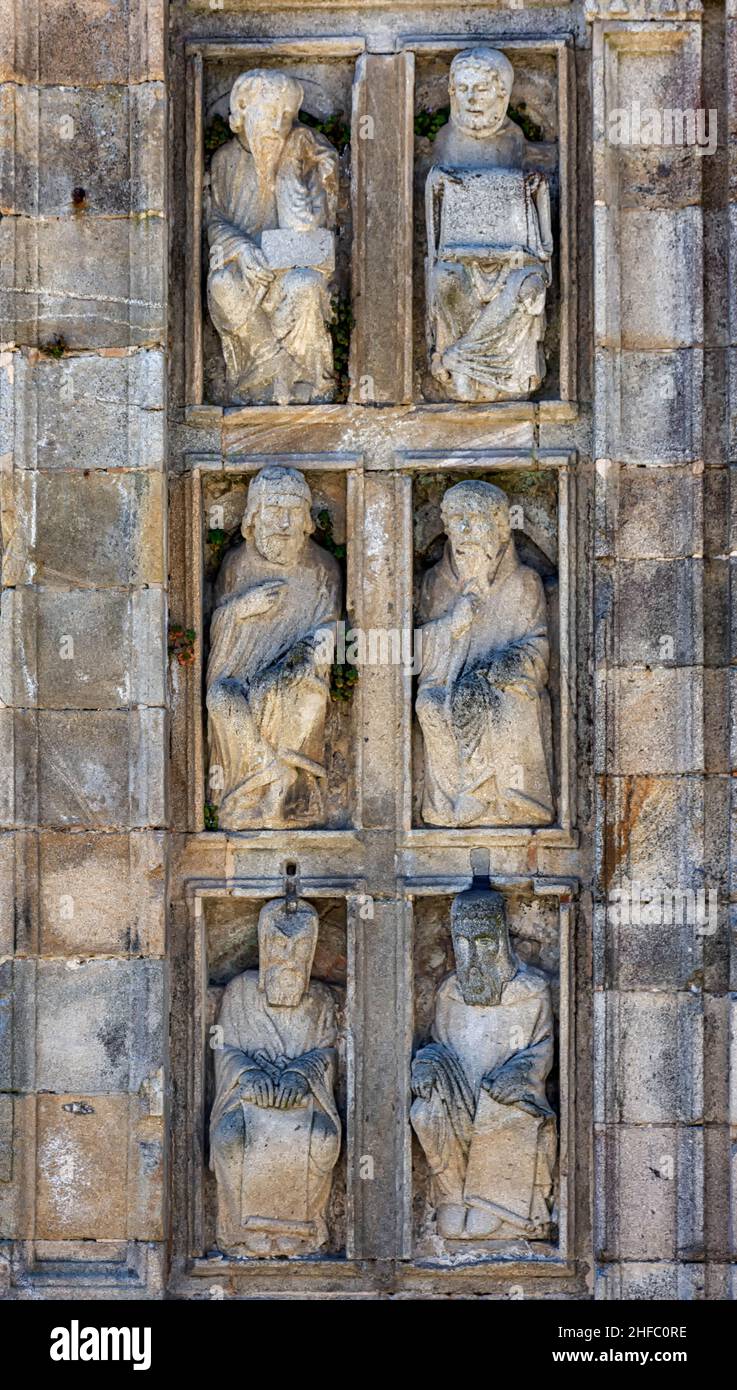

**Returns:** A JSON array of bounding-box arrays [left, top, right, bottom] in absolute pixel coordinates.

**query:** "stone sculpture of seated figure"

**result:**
[[411, 885, 557, 1241], [206, 68, 338, 404], [209, 897, 341, 1258], [206, 465, 341, 830], [425, 46, 553, 402]]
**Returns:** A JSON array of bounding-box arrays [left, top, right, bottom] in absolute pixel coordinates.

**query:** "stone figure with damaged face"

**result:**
[[209, 898, 341, 1257], [411, 887, 556, 1241], [416, 479, 554, 827], [425, 47, 553, 401], [206, 466, 341, 829], [206, 69, 338, 404]]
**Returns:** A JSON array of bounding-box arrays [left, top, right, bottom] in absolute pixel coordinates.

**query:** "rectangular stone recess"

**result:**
[[397, 451, 576, 844], [184, 454, 363, 834], [408, 881, 574, 1266], [185, 39, 365, 410], [187, 888, 351, 1263], [404, 36, 576, 407]]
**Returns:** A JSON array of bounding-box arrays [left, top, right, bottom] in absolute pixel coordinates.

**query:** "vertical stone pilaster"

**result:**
[[0, 0, 169, 1295], [591, 12, 715, 1291]]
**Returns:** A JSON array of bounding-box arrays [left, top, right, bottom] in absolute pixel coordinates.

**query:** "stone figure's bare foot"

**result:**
[[465, 1206, 502, 1238], [437, 1203, 466, 1238]]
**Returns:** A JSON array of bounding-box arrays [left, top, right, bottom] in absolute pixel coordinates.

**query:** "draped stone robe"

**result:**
[[207, 126, 338, 403], [425, 119, 553, 402], [411, 965, 556, 1238], [210, 971, 341, 1254], [206, 537, 340, 829], [416, 539, 554, 827]]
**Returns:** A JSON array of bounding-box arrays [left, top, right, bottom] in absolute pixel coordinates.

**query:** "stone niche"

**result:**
[[194, 458, 361, 833], [198, 894, 348, 1260], [187, 44, 358, 409], [401, 454, 574, 838], [411, 38, 575, 405], [410, 883, 573, 1263]]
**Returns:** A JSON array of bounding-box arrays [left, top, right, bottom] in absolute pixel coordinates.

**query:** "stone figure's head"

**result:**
[[441, 479, 512, 585], [451, 887, 518, 1007], [257, 897, 319, 1007], [449, 47, 514, 138], [242, 465, 314, 566], [229, 69, 303, 152]]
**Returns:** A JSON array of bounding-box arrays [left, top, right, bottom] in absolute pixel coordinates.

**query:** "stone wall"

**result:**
[[0, 0, 735, 1300]]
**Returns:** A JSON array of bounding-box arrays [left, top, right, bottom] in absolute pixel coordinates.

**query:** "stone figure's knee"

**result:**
[[310, 1110, 341, 1170], [206, 677, 239, 716], [211, 1106, 245, 1162], [410, 1095, 433, 1140], [282, 267, 323, 306], [416, 684, 444, 725], [208, 263, 244, 316]]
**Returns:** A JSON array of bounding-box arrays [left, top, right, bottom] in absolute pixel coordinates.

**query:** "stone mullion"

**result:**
[[346, 52, 415, 1260], [592, 13, 709, 1294]]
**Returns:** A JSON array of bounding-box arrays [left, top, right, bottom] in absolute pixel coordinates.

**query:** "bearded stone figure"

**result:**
[[411, 887, 556, 1241], [416, 479, 554, 827], [425, 47, 553, 402], [210, 898, 341, 1257], [206, 69, 338, 405], [206, 466, 341, 830]]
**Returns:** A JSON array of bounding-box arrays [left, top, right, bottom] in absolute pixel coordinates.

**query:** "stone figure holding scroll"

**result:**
[[210, 897, 341, 1257], [206, 465, 341, 829], [411, 887, 556, 1241], [425, 47, 553, 401], [206, 69, 338, 404], [416, 479, 554, 827]]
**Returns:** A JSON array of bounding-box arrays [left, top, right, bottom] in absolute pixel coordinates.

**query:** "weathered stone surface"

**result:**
[[0, 349, 165, 472], [597, 669, 704, 775], [424, 48, 553, 403], [1, 587, 165, 708], [33, 959, 164, 1093], [0, 84, 166, 217], [4, 710, 166, 828], [0, 215, 166, 349], [0, 0, 166, 86], [2, 471, 165, 588], [38, 830, 165, 955], [594, 991, 703, 1124], [34, 1095, 161, 1242]]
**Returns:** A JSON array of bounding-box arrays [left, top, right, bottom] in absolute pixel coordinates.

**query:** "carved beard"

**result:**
[[452, 543, 490, 585], [452, 92, 509, 138], [255, 531, 304, 566], [459, 956, 516, 1007], [262, 964, 307, 1008]]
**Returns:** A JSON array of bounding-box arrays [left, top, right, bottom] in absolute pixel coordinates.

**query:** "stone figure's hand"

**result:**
[[275, 1070, 310, 1109], [237, 580, 286, 619], [240, 1069, 274, 1108], [280, 175, 319, 231], [237, 241, 273, 289], [450, 594, 475, 640], [482, 1069, 526, 1105], [411, 1056, 438, 1101]]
